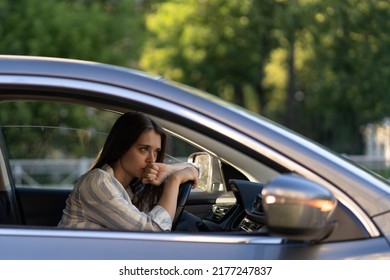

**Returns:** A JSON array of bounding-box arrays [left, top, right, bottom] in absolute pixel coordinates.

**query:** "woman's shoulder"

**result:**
[[75, 168, 125, 201], [76, 167, 117, 190], [80, 167, 110, 180]]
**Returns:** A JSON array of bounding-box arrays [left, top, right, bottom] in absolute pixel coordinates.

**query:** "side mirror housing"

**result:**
[[261, 174, 337, 241]]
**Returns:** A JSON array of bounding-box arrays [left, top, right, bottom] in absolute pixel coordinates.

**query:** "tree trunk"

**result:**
[[285, 38, 296, 129], [233, 84, 244, 107]]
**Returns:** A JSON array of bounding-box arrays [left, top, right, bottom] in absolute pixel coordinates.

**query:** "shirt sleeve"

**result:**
[[189, 162, 203, 178], [78, 169, 172, 231]]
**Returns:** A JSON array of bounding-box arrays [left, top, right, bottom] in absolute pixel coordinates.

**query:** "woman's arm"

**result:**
[[156, 166, 199, 220], [142, 162, 201, 187], [77, 169, 172, 231]]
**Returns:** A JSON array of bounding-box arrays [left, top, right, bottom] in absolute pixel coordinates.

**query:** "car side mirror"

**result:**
[[261, 174, 337, 242]]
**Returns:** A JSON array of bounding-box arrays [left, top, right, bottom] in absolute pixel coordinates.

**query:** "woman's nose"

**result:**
[[147, 151, 156, 163]]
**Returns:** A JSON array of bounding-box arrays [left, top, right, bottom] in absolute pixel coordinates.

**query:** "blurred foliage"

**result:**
[[297, 0, 390, 153], [140, 0, 390, 154], [0, 0, 389, 156], [140, 0, 278, 115], [0, 0, 143, 65], [0, 0, 139, 158], [0, 102, 117, 159]]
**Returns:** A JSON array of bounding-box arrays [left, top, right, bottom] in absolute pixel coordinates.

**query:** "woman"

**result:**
[[58, 112, 200, 231]]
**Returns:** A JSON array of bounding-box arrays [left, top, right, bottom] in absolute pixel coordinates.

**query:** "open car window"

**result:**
[[0, 100, 234, 228], [0, 101, 225, 192], [0, 102, 116, 190]]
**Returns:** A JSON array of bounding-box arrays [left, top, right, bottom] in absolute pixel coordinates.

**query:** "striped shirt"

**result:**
[[58, 164, 172, 231]]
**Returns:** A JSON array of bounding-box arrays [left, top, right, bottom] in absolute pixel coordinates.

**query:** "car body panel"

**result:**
[[1, 228, 389, 260]]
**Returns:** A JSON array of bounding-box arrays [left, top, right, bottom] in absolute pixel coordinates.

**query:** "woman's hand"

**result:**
[[141, 163, 171, 186], [175, 166, 199, 188], [142, 162, 200, 187]]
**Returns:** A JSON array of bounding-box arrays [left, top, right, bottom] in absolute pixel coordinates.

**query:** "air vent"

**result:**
[[208, 204, 232, 221]]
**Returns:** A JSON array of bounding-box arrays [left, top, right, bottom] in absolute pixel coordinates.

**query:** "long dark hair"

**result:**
[[92, 112, 166, 211]]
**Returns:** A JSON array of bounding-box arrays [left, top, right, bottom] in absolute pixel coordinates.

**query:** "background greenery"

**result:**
[[1, 0, 389, 157]]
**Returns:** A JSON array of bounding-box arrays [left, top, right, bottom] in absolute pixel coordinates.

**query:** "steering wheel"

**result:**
[[172, 181, 192, 230]]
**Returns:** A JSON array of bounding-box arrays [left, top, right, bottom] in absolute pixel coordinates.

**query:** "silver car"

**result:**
[[0, 55, 389, 259]]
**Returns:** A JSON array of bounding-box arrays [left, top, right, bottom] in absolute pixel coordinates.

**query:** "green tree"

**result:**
[[270, 0, 309, 129], [295, 0, 390, 153], [0, 0, 143, 66], [140, 0, 278, 113]]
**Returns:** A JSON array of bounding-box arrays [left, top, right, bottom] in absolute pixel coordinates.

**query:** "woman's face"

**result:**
[[119, 129, 162, 181]]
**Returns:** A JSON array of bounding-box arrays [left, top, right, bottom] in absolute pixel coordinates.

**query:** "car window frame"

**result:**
[[0, 78, 380, 240]]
